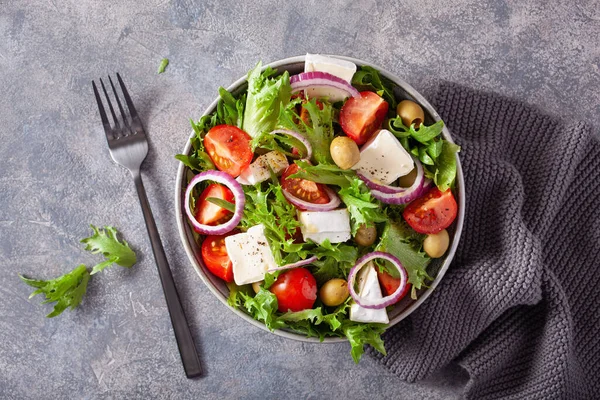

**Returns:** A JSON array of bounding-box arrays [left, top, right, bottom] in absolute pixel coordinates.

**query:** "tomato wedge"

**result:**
[[269, 267, 317, 312], [201, 232, 237, 282], [377, 270, 411, 303], [339, 91, 389, 145], [403, 187, 458, 234], [281, 164, 330, 209], [204, 125, 253, 177], [195, 183, 234, 229]]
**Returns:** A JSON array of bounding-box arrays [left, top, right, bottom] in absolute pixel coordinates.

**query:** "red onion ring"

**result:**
[[184, 171, 245, 235], [267, 256, 318, 273], [282, 185, 341, 211], [370, 179, 432, 205], [357, 156, 424, 194], [290, 71, 360, 99], [269, 129, 312, 160], [347, 252, 408, 310]]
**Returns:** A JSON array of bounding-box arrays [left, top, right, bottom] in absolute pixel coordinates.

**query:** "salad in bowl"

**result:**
[[175, 54, 464, 362]]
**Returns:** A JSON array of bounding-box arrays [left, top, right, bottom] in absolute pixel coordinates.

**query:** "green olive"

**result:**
[[398, 168, 418, 187], [423, 229, 450, 258], [319, 278, 349, 307], [252, 281, 263, 294], [396, 100, 425, 128], [354, 224, 377, 246], [330, 136, 360, 170]]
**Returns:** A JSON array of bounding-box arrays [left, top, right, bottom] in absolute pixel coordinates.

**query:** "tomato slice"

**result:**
[[195, 183, 235, 228], [403, 187, 458, 234], [269, 268, 317, 312], [377, 270, 411, 303], [201, 232, 237, 282], [204, 125, 253, 177], [281, 164, 330, 209], [339, 91, 389, 145]]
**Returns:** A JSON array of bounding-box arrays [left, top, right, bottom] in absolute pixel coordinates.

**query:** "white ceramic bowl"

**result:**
[[175, 55, 465, 343]]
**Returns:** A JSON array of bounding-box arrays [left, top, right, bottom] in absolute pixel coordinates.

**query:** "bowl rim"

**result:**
[[174, 54, 465, 343]]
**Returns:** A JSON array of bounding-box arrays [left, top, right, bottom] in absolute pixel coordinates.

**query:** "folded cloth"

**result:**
[[369, 83, 600, 399]]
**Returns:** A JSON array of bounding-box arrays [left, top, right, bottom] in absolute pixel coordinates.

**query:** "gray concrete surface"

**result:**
[[1, 0, 598, 398]]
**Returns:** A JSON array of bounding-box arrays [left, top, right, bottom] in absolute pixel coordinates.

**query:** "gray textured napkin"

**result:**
[[369, 83, 600, 399]]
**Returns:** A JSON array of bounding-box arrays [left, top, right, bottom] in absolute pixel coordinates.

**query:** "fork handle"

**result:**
[[132, 171, 202, 379]]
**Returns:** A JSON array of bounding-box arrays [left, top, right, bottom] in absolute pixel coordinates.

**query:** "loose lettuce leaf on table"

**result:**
[[19, 264, 91, 318], [80, 225, 137, 275], [157, 58, 169, 74]]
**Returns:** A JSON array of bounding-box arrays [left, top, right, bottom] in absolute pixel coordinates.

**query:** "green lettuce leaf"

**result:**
[[157, 58, 169, 74], [242, 62, 292, 138], [241, 182, 307, 265], [80, 225, 137, 275], [387, 117, 460, 191], [433, 141, 461, 191], [343, 321, 387, 363], [291, 161, 386, 234], [19, 264, 90, 318], [226, 285, 386, 362], [351, 65, 397, 111], [277, 98, 335, 164], [376, 221, 432, 299]]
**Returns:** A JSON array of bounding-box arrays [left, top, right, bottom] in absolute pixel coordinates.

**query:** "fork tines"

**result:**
[[92, 73, 143, 140]]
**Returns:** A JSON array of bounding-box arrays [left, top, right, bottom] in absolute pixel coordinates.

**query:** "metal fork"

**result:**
[[92, 74, 202, 379]]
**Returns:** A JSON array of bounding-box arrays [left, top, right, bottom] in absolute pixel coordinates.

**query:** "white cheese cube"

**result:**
[[298, 209, 351, 244], [304, 54, 357, 102], [236, 151, 289, 185], [350, 262, 389, 324], [224, 224, 277, 285], [351, 129, 414, 185]]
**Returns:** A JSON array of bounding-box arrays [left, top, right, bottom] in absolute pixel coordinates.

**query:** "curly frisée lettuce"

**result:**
[[277, 98, 336, 164], [19, 265, 90, 318], [290, 161, 387, 234], [376, 220, 432, 300], [242, 62, 292, 138], [20, 225, 137, 317], [228, 285, 386, 362]]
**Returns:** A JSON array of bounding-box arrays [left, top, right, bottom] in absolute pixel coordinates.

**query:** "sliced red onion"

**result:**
[[269, 129, 312, 160], [348, 252, 408, 310], [184, 171, 245, 235], [267, 256, 318, 273], [358, 156, 425, 194], [290, 71, 360, 99], [370, 179, 432, 205], [282, 185, 341, 211]]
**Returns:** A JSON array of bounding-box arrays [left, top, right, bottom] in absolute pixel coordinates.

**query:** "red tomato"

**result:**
[[339, 91, 389, 145], [201, 232, 237, 282], [281, 164, 330, 209], [377, 270, 411, 303], [195, 183, 234, 228], [403, 187, 458, 234], [269, 268, 317, 312], [204, 125, 253, 177]]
